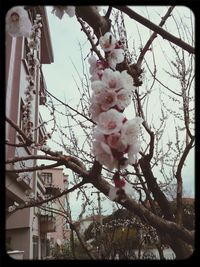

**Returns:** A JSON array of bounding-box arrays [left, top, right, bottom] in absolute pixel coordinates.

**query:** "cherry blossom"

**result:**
[[107, 133, 127, 152], [120, 70, 136, 91], [101, 68, 122, 91], [127, 141, 141, 164], [97, 109, 125, 135], [108, 48, 125, 69], [99, 32, 116, 52], [108, 179, 134, 201], [96, 90, 117, 111], [121, 117, 143, 145], [93, 134, 118, 170], [6, 6, 32, 37], [116, 89, 132, 111], [88, 55, 107, 81], [91, 80, 106, 95], [89, 102, 102, 122], [21, 14, 42, 141], [89, 33, 143, 171]]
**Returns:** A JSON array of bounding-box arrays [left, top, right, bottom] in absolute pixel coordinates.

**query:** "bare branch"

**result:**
[[113, 6, 195, 54], [10, 180, 86, 211], [6, 155, 59, 164], [6, 162, 62, 173], [137, 6, 175, 69]]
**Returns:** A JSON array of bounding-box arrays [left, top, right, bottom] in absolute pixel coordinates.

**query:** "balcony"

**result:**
[[44, 183, 61, 196], [38, 202, 58, 233], [39, 214, 56, 233]]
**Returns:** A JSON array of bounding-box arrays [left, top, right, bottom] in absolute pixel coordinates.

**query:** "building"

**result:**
[[39, 168, 71, 255], [5, 6, 54, 259]]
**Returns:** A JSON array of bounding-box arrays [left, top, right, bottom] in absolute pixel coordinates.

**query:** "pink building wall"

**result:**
[[40, 168, 70, 245], [6, 6, 54, 259]]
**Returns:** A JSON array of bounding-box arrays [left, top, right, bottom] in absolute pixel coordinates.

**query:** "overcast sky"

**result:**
[[41, 6, 195, 220]]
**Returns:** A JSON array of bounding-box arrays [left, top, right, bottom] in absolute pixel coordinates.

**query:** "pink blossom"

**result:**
[[99, 32, 116, 52], [89, 102, 102, 122], [121, 117, 143, 145], [91, 80, 106, 95], [88, 56, 106, 81], [97, 90, 117, 111], [108, 48, 124, 69], [93, 139, 117, 170], [102, 69, 122, 91], [108, 180, 134, 201], [97, 109, 125, 135], [127, 141, 141, 164], [120, 70, 135, 91], [116, 89, 132, 110], [107, 133, 127, 152]]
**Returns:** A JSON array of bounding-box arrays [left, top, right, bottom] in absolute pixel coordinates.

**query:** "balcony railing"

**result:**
[[39, 214, 56, 233], [44, 183, 61, 196], [38, 201, 58, 233]]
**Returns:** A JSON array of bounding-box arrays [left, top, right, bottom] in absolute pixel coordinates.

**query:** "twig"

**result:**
[[113, 6, 195, 54]]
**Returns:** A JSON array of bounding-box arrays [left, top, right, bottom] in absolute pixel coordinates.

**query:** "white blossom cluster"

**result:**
[[99, 32, 125, 69], [89, 32, 143, 171], [24, 190, 35, 203], [6, 6, 32, 37], [8, 205, 17, 212], [51, 6, 75, 19], [22, 14, 42, 141], [8, 202, 19, 213], [16, 173, 28, 182]]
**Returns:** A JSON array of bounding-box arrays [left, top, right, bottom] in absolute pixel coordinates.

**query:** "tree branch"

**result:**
[[6, 155, 59, 164], [75, 6, 111, 39], [6, 162, 61, 173], [113, 6, 195, 54], [137, 6, 175, 69], [6, 116, 33, 146], [175, 137, 195, 225], [10, 180, 85, 211]]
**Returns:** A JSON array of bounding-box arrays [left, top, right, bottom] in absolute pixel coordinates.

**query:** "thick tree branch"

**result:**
[[75, 6, 111, 39], [113, 6, 195, 54], [175, 137, 195, 225], [139, 156, 174, 221]]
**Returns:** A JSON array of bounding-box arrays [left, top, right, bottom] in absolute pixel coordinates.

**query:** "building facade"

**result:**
[[39, 168, 70, 253], [5, 6, 54, 259]]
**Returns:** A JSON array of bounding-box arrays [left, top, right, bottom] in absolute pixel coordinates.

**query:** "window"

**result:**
[[41, 172, 53, 185], [32, 236, 39, 259]]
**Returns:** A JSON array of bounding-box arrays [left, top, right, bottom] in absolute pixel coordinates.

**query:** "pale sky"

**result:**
[[41, 6, 195, 220]]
